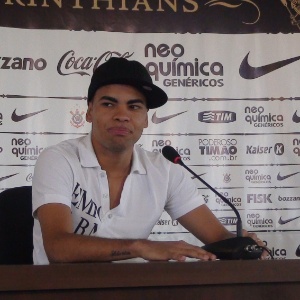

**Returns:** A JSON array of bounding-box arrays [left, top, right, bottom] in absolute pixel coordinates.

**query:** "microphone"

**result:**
[[162, 145, 263, 260]]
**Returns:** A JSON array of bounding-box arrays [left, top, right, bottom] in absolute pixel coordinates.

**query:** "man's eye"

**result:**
[[130, 105, 142, 110], [102, 102, 113, 107]]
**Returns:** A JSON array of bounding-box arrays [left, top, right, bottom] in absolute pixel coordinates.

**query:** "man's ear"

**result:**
[[86, 102, 93, 123], [144, 113, 148, 129]]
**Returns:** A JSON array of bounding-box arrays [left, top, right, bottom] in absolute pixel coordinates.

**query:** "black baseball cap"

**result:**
[[87, 57, 168, 109]]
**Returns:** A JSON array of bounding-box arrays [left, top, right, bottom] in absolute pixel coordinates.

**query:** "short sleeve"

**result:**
[[164, 163, 205, 220], [32, 147, 74, 218]]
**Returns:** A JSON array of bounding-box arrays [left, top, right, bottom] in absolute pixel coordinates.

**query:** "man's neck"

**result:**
[[95, 147, 133, 176]]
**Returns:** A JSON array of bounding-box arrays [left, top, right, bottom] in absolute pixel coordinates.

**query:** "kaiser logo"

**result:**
[[274, 143, 284, 155], [198, 110, 236, 123], [246, 143, 284, 155]]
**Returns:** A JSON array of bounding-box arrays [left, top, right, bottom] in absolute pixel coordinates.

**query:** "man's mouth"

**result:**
[[108, 127, 131, 136]]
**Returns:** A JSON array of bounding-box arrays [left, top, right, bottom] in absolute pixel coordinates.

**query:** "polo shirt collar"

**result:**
[[78, 132, 99, 168], [131, 145, 147, 175], [78, 132, 147, 175]]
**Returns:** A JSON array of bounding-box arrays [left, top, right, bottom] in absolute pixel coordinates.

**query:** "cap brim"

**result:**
[[89, 78, 168, 109]]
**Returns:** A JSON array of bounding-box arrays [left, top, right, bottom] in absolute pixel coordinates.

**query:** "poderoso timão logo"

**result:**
[[198, 110, 236, 123], [199, 138, 237, 161]]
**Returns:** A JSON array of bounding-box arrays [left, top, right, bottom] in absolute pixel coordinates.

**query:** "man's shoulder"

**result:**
[[134, 145, 164, 161], [133, 145, 172, 172], [39, 135, 87, 160]]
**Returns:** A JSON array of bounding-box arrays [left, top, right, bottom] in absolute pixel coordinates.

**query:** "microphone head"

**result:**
[[162, 146, 182, 164]]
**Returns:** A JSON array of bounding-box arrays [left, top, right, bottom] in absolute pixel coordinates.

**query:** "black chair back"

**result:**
[[0, 186, 33, 264]]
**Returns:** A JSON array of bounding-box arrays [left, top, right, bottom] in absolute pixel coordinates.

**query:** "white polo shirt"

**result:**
[[32, 133, 204, 264]]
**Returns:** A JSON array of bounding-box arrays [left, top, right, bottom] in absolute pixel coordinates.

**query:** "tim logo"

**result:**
[[218, 217, 238, 226], [198, 111, 236, 123]]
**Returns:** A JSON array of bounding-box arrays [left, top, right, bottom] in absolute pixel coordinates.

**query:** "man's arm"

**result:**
[[37, 203, 217, 263], [177, 204, 234, 244]]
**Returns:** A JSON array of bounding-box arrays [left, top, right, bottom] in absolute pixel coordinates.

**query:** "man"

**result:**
[[32, 57, 264, 264]]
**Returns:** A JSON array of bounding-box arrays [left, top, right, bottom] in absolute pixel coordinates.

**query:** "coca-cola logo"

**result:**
[[57, 50, 133, 76]]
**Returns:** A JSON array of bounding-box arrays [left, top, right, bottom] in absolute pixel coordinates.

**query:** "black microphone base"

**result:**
[[202, 237, 263, 260]]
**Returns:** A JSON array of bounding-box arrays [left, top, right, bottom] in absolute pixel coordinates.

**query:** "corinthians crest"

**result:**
[[281, 0, 300, 29], [70, 108, 85, 128]]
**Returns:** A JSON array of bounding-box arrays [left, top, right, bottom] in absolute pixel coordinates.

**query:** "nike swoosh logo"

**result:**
[[152, 111, 187, 124], [292, 110, 300, 123], [239, 52, 300, 79], [278, 216, 300, 225], [191, 173, 206, 180], [11, 108, 48, 122], [277, 171, 300, 181], [0, 173, 19, 182]]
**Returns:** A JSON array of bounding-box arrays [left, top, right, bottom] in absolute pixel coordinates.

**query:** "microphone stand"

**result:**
[[178, 160, 243, 238], [163, 146, 263, 260]]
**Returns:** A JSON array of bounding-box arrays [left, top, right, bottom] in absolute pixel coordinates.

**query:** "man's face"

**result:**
[[86, 84, 148, 153]]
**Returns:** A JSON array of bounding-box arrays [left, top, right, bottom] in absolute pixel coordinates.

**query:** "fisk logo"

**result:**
[[198, 111, 236, 123], [247, 194, 272, 203]]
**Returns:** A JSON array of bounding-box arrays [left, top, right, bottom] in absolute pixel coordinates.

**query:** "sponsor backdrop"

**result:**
[[1, 0, 300, 260]]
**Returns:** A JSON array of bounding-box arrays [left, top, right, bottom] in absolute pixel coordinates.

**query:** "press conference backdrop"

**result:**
[[1, 0, 300, 260]]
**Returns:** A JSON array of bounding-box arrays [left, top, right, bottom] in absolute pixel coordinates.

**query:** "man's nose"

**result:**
[[113, 106, 130, 122]]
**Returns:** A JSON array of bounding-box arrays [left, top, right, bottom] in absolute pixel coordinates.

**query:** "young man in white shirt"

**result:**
[[32, 57, 265, 264]]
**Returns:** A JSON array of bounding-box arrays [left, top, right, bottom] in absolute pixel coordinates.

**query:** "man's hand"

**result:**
[[242, 230, 269, 259], [134, 239, 217, 262]]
